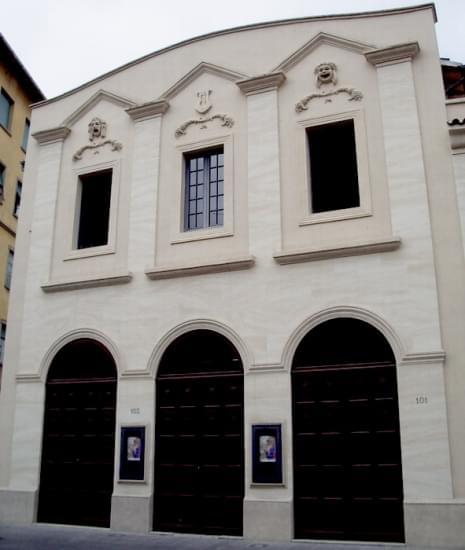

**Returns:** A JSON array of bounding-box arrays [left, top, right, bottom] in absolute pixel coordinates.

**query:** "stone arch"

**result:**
[[147, 318, 252, 377], [282, 306, 405, 372], [39, 328, 124, 382]]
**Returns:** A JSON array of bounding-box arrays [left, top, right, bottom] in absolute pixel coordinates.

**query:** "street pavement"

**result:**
[[0, 524, 463, 550]]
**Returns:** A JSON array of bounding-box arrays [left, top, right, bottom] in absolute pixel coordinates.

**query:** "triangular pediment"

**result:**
[[273, 32, 375, 73], [62, 89, 137, 127], [160, 62, 249, 100]]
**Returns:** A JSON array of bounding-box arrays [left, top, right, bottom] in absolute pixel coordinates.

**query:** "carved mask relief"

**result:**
[[295, 62, 363, 113], [73, 117, 122, 161], [88, 117, 107, 142], [315, 62, 338, 87]]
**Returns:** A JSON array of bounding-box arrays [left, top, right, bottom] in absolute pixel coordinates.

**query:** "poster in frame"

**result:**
[[252, 423, 283, 485], [119, 425, 146, 481]]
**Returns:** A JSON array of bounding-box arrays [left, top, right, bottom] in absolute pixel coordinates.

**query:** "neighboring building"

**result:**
[[0, 35, 44, 389], [1, 3, 465, 546]]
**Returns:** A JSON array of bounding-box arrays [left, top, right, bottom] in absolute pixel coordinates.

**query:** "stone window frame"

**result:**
[[64, 158, 121, 261], [298, 109, 372, 226], [171, 134, 234, 244]]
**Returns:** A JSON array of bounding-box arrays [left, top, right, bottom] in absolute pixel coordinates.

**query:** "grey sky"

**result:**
[[2, 0, 464, 99]]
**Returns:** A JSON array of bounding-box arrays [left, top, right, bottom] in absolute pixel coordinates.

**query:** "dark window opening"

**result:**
[[0, 322, 6, 364], [0, 163, 5, 198], [22, 119, 30, 150], [441, 61, 465, 99], [14, 181, 22, 217], [307, 119, 360, 213], [76, 169, 112, 249], [184, 147, 224, 231], [5, 249, 14, 290]]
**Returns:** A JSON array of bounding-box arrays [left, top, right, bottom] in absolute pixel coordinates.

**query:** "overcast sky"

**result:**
[[2, 0, 464, 99]]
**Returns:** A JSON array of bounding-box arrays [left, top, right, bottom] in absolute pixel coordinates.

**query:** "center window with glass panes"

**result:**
[[184, 147, 224, 231]]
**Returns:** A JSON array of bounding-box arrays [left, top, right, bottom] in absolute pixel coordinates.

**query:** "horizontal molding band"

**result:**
[[273, 237, 401, 265], [15, 373, 42, 383], [41, 273, 132, 292], [400, 350, 446, 366], [120, 370, 153, 380], [145, 255, 255, 280]]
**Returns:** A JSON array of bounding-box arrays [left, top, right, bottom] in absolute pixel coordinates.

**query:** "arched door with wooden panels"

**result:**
[[154, 329, 244, 536], [38, 339, 117, 527], [292, 318, 404, 543]]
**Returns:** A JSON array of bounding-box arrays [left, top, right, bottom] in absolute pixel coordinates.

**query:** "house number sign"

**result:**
[[415, 395, 428, 405]]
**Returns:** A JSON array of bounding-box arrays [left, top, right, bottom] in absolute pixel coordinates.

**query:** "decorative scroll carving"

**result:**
[[175, 91, 234, 137], [73, 140, 122, 161], [73, 117, 122, 161], [175, 113, 234, 138], [295, 62, 363, 112], [295, 87, 363, 112]]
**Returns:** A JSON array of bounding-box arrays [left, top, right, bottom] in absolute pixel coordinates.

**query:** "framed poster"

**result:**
[[119, 425, 146, 481], [252, 424, 283, 485]]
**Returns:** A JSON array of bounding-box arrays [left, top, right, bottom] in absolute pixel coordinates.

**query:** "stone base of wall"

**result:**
[[0, 489, 37, 525], [243, 498, 292, 541], [405, 500, 465, 547], [110, 495, 152, 532]]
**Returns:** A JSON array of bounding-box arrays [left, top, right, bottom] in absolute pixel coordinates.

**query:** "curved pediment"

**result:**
[[273, 32, 375, 73]]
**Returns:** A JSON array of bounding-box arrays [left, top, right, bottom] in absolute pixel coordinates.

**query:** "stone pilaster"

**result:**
[[367, 44, 452, 501], [237, 73, 285, 263]]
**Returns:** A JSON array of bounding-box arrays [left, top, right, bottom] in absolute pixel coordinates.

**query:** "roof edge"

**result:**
[[33, 3, 436, 109], [0, 34, 45, 102]]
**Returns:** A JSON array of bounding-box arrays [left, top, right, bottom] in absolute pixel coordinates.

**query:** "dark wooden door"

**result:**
[[38, 340, 117, 528], [293, 362, 404, 542], [154, 372, 244, 535]]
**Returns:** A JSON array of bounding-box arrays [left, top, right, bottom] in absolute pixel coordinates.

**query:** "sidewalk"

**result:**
[[0, 524, 462, 550]]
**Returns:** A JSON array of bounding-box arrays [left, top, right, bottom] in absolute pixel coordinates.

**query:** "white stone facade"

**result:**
[[1, 4, 465, 546]]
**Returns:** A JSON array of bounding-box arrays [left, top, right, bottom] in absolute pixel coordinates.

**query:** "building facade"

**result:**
[[0, 35, 44, 389], [1, 4, 465, 546]]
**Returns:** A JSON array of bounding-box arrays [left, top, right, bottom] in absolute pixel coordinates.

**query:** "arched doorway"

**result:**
[[154, 329, 244, 536], [292, 318, 404, 542], [38, 339, 117, 527]]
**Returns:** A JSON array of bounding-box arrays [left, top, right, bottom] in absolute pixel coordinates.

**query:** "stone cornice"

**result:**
[[145, 255, 255, 280], [126, 100, 170, 121], [236, 72, 286, 95], [33, 126, 71, 145], [365, 42, 420, 66], [273, 236, 401, 265], [41, 272, 132, 292]]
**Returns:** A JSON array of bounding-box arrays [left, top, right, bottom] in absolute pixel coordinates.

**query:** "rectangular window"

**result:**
[[184, 147, 224, 231], [5, 249, 14, 290], [0, 89, 13, 130], [0, 163, 5, 198], [22, 119, 30, 150], [0, 322, 6, 364], [14, 181, 22, 217], [307, 119, 359, 213], [76, 168, 112, 249]]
